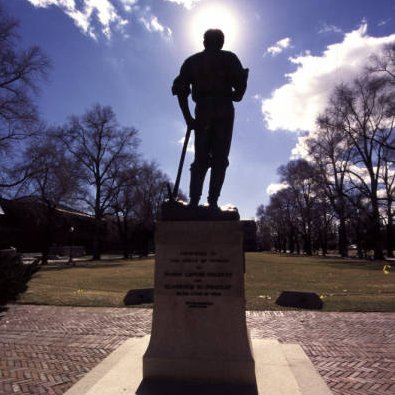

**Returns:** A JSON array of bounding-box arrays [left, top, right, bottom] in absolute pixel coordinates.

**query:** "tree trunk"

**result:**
[[320, 229, 328, 256], [338, 217, 348, 257], [386, 204, 394, 258], [93, 180, 102, 261], [373, 223, 384, 260], [304, 224, 312, 255], [123, 218, 129, 259], [386, 223, 394, 258], [92, 219, 102, 260], [41, 208, 55, 265], [282, 238, 287, 253], [354, 218, 364, 259], [295, 235, 301, 255], [371, 196, 384, 260], [304, 235, 312, 255], [288, 230, 295, 254]]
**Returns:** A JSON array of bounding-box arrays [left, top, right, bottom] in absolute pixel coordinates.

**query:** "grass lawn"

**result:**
[[17, 253, 395, 311], [245, 253, 394, 311]]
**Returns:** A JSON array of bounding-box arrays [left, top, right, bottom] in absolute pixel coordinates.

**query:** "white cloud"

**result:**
[[261, 23, 395, 133], [290, 135, 310, 159], [346, 164, 372, 186], [265, 37, 291, 57], [27, 0, 70, 5], [164, 0, 201, 10], [26, 0, 172, 39], [177, 135, 194, 153], [378, 19, 391, 27], [119, 0, 138, 13], [266, 182, 288, 196], [26, 0, 127, 39], [139, 15, 172, 37], [318, 22, 343, 35]]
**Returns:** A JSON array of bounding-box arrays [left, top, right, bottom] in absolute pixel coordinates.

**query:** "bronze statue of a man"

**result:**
[[172, 29, 248, 209]]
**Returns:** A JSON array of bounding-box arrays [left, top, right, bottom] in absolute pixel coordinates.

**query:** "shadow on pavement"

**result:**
[[0, 305, 9, 320], [136, 379, 258, 395]]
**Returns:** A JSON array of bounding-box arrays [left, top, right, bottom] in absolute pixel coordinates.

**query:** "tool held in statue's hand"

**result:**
[[172, 125, 192, 200]]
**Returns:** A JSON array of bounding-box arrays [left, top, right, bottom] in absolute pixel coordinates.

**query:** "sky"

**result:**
[[5, 0, 395, 219]]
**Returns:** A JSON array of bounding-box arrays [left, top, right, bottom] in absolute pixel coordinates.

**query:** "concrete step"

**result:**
[[64, 336, 332, 395]]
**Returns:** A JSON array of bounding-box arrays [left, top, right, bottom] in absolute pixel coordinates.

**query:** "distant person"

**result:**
[[172, 29, 248, 209]]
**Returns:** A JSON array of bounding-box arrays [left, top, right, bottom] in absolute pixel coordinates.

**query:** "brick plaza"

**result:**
[[0, 305, 394, 394]]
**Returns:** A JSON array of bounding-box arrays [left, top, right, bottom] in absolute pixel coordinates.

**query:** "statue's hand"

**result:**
[[186, 116, 197, 130]]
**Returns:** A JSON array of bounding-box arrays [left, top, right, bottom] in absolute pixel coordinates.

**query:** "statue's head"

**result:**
[[203, 29, 225, 50]]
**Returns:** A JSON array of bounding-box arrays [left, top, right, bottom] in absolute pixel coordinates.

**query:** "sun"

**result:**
[[188, 3, 239, 51]]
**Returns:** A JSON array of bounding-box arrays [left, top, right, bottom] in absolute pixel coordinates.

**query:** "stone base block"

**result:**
[[143, 221, 255, 384], [64, 336, 333, 395]]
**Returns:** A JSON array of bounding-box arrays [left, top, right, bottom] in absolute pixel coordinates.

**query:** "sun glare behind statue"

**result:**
[[188, 3, 240, 51]]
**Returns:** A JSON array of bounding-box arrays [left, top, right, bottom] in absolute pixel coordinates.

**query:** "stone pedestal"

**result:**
[[143, 221, 256, 385], [64, 220, 333, 394]]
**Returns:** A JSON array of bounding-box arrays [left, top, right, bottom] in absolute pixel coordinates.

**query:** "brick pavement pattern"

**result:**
[[0, 305, 394, 395]]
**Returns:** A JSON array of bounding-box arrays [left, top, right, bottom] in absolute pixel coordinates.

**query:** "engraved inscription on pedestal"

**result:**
[[161, 250, 235, 304], [143, 221, 256, 385]]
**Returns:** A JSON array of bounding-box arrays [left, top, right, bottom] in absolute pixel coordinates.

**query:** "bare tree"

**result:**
[[326, 75, 394, 260], [368, 43, 395, 152], [133, 161, 169, 226], [369, 45, 395, 256], [16, 130, 82, 263], [258, 47, 395, 260], [369, 43, 395, 83], [310, 189, 336, 256], [308, 114, 354, 257], [272, 187, 302, 254], [0, 7, 50, 188], [255, 204, 274, 251], [262, 195, 289, 253], [59, 104, 139, 260], [132, 162, 170, 256], [111, 166, 139, 259], [278, 159, 320, 255], [110, 161, 174, 258], [269, 194, 289, 253], [379, 146, 395, 257]]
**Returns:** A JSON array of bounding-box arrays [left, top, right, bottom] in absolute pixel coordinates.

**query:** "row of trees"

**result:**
[[17, 105, 171, 261], [257, 44, 395, 260], [0, 9, 171, 261]]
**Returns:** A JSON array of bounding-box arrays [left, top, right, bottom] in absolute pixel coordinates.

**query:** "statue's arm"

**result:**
[[177, 94, 195, 130], [172, 66, 195, 130], [230, 55, 249, 102]]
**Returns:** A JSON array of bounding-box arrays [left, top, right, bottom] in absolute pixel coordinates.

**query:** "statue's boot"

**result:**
[[208, 165, 227, 209], [189, 163, 208, 207]]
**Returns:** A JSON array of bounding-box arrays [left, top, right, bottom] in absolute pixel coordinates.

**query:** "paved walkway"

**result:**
[[0, 305, 394, 395]]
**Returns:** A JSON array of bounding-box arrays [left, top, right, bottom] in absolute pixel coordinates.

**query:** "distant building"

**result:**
[[1, 197, 258, 255], [241, 220, 257, 252], [0, 197, 96, 252]]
